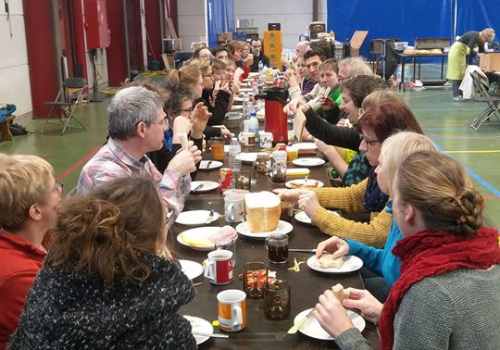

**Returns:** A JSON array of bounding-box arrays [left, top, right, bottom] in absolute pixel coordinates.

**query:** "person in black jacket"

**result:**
[[250, 38, 270, 72]]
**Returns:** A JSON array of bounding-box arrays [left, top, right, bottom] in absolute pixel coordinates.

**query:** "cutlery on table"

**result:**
[[193, 332, 229, 339], [193, 184, 204, 192], [287, 309, 314, 334], [206, 210, 215, 223], [288, 249, 333, 254]]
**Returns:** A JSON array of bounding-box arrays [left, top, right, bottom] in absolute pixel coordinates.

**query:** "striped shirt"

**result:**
[[77, 138, 190, 225]]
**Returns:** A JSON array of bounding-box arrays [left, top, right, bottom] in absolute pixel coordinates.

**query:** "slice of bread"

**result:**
[[317, 254, 344, 269], [331, 283, 350, 302]]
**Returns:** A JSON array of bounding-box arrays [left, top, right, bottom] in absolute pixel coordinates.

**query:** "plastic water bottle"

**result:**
[[248, 111, 259, 134], [228, 138, 242, 172], [258, 60, 264, 74], [242, 94, 250, 117]]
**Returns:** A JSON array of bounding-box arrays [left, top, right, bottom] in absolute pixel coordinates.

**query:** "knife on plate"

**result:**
[[205, 161, 212, 169], [193, 332, 229, 339], [287, 309, 313, 334], [289, 249, 333, 254], [206, 210, 215, 223], [193, 184, 204, 192]]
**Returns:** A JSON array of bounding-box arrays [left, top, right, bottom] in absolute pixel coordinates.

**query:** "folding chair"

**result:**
[[41, 77, 87, 135], [469, 71, 500, 131]]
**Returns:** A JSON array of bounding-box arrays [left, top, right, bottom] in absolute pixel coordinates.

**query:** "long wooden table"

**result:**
[[170, 144, 380, 349]]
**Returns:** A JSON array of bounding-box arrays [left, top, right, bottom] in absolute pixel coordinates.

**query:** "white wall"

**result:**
[[176, 0, 327, 51], [177, 0, 206, 51], [0, 0, 32, 115]]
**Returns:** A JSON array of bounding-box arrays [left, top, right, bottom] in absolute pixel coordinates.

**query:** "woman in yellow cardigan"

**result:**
[[279, 102, 422, 248]]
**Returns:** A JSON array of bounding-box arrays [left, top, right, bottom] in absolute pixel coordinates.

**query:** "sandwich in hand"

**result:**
[[331, 283, 350, 302]]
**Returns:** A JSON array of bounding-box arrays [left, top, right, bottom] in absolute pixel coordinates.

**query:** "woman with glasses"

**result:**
[[313, 151, 500, 350], [278, 102, 423, 249], [0, 154, 62, 350], [147, 81, 209, 176], [191, 59, 232, 140], [9, 177, 198, 349], [303, 76, 385, 188]]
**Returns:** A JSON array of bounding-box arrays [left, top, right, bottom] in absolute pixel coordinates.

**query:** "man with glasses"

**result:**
[[77, 86, 202, 223]]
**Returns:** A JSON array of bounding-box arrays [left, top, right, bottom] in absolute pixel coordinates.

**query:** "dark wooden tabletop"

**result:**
[[169, 143, 380, 349]]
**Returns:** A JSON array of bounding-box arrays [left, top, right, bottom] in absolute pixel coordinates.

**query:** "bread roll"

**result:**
[[244, 191, 281, 232], [331, 283, 350, 302], [317, 254, 344, 269]]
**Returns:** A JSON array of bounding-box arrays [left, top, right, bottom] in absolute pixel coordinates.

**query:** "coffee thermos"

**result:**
[[263, 88, 289, 144]]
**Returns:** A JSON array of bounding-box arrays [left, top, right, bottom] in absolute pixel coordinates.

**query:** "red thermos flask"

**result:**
[[264, 88, 289, 144]]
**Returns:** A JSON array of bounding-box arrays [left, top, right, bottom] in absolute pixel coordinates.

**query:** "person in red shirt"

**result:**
[[0, 154, 62, 350]]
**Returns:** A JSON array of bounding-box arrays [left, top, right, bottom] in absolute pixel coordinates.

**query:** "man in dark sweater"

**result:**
[[250, 38, 270, 72]]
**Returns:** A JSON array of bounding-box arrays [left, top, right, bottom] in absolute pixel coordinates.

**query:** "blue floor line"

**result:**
[[434, 144, 500, 198]]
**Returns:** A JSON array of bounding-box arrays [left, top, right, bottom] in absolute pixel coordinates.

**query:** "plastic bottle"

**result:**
[[242, 94, 250, 118], [248, 111, 259, 134], [228, 138, 242, 172], [258, 60, 264, 74]]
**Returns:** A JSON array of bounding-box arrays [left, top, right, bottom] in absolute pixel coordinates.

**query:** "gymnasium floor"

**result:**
[[1, 85, 499, 228]]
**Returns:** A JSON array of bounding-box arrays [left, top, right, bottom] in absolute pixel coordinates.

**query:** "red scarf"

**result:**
[[378, 226, 500, 350]]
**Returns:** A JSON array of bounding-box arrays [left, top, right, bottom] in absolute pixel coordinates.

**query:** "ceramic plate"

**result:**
[[293, 142, 318, 150], [179, 260, 204, 280], [239, 87, 254, 93], [191, 181, 219, 193], [199, 160, 223, 170], [233, 96, 243, 102], [293, 308, 366, 340], [183, 315, 214, 345], [177, 226, 221, 251], [285, 179, 324, 189], [306, 255, 363, 274], [176, 210, 221, 225], [294, 210, 339, 225], [236, 152, 258, 163], [292, 158, 326, 167], [230, 105, 243, 111], [236, 220, 293, 239]]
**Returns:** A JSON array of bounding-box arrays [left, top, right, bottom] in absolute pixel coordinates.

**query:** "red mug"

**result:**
[[204, 250, 234, 285]]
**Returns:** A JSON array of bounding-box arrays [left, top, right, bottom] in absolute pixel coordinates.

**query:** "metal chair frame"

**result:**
[[470, 71, 500, 131], [41, 77, 87, 135]]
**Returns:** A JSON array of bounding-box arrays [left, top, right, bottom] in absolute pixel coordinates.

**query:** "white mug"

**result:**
[[224, 194, 245, 223], [217, 289, 247, 332], [259, 131, 273, 148]]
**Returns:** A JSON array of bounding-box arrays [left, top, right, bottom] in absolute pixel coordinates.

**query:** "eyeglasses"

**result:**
[[54, 180, 64, 194], [151, 117, 170, 128], [360, 134, 380, 148], [338, 75, 351, 83], [180, 107, 194, 114]]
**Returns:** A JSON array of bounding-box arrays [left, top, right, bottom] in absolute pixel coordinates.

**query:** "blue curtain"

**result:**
[[206, 0, 235, 47], [456, 0, 499, 38], [326, 0, 454, 57]]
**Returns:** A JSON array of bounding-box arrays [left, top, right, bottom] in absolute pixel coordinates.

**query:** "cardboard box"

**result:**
[[479, 53, 500, 72], [350, 30, 368, 57], [217, 32, 233, 42]]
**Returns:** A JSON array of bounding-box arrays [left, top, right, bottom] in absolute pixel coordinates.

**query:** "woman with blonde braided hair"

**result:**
[[312, 151, 500, 350]]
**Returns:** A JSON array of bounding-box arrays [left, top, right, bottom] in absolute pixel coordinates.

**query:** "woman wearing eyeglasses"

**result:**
[[278, 102, 423, 249], [0, 154, 62, 350]]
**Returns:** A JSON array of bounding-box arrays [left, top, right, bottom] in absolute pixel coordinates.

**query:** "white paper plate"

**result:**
[[183, 315, 214, 345], [306, 255, 363, 274], [177, 226, 221, 251], [236, 152, 258, 163], [293, 308, 366, 340], [233, 96, 243, 102], [285, 179, 324, 189], [294, 210, 339, 225], [239, 87, 254, 93], [292, 157, 325, 167], [236, 220, 293, 239], [179, 260, 204, 280], [176, 210, 221, 225], [199, 160, 223, 170], [293, 142, 318, 150], [231, 105, 243, 111], [191, 181, 219, 193]]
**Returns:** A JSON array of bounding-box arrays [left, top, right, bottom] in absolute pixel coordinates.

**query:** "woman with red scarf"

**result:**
[[313, 151, 500, 350]]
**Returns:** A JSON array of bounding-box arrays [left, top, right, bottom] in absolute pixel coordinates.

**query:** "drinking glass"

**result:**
[[263, 279, 291, 319], [243, 262, 267, 299]]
